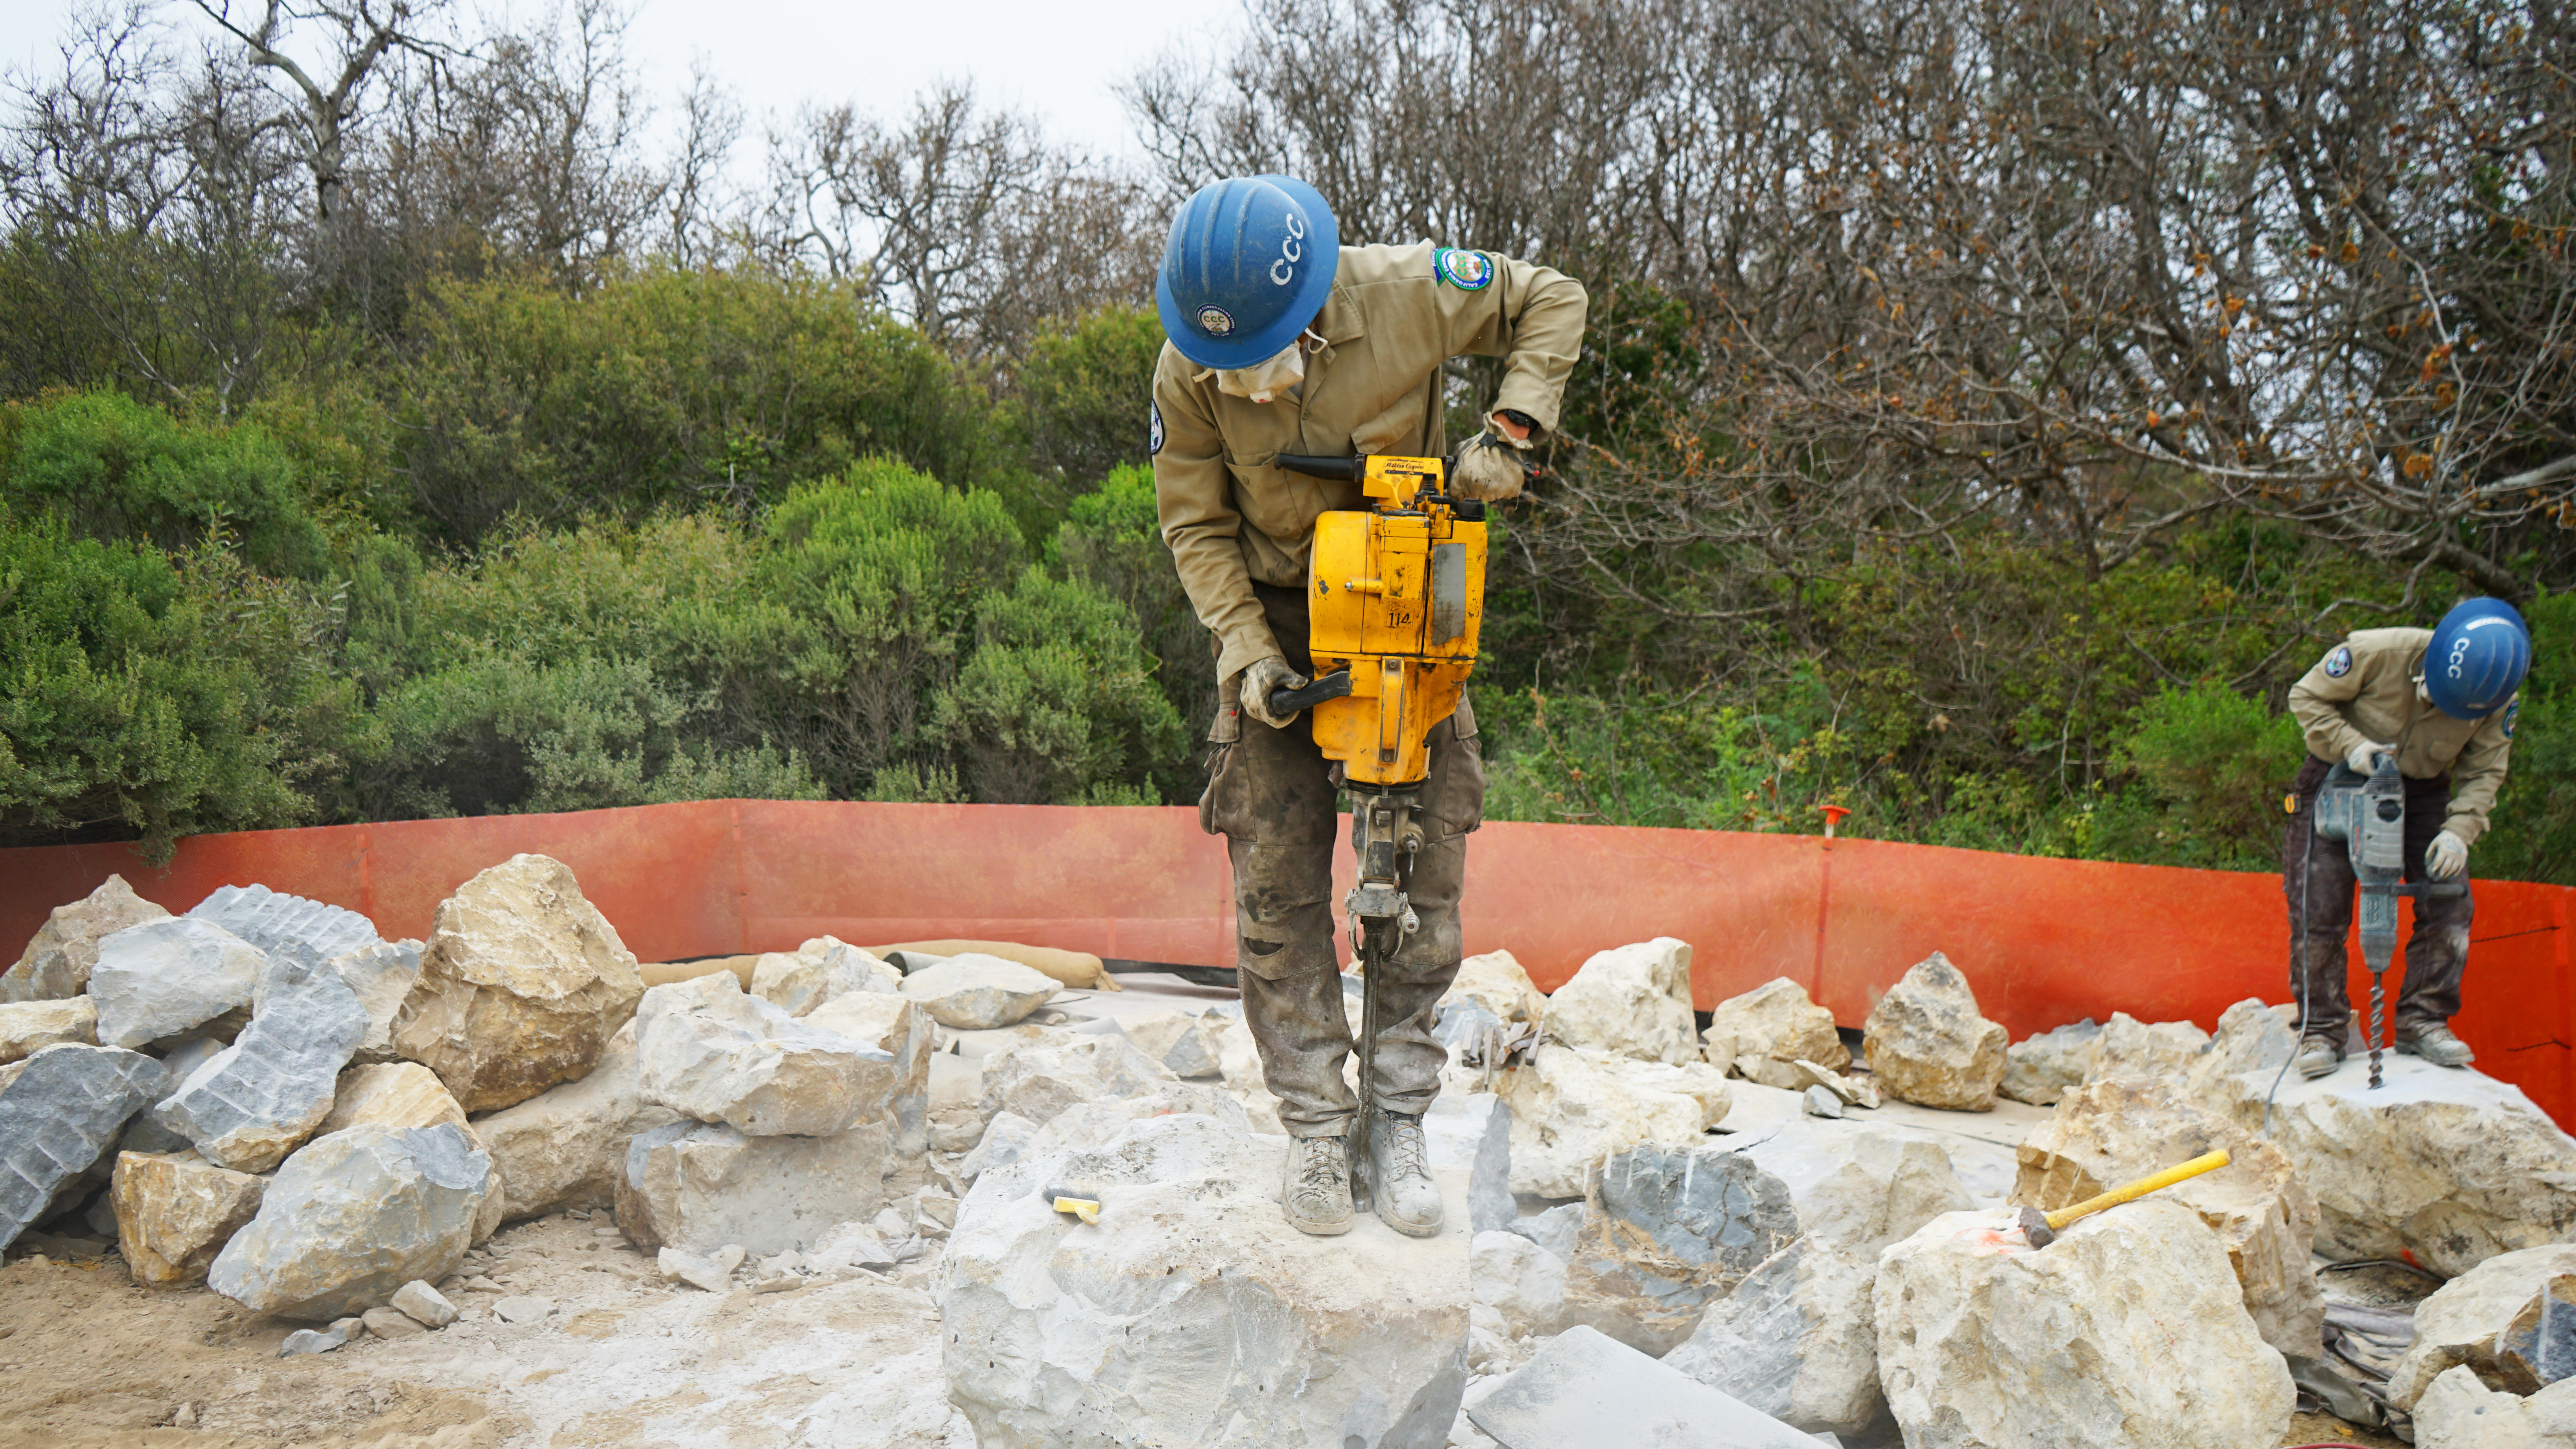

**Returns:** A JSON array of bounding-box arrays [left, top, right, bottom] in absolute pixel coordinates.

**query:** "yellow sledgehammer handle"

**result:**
[[2043, 1149, 2232, 1233]]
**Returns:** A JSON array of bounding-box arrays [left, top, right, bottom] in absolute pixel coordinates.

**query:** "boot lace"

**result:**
[[1379, 1113, 1429, 1183], [1294, 1136, 1346, 1194]]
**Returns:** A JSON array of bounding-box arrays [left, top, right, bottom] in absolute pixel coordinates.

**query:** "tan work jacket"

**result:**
[[1150, 242, 1587, 685], [2288, 626, 2518, 845]]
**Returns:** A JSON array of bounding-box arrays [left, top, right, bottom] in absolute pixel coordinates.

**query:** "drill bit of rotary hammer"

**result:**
[[2308, 754, 2468, 1088]]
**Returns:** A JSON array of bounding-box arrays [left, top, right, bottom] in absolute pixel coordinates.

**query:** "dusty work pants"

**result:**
[[2281, 754, 2475, 1039], [1200, 582, 1485, 1138]]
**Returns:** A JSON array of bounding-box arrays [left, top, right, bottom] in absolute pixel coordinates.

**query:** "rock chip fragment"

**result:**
[[0, 1042, 162, 1250], [1495, 1044, 1732, 1198], [207, 1122, 494, 1321], [1873, 1202, 2294, 1449], [491, 1294, 552, 1324], [392, 854, 644, 1113], [470, 1021, 681, 1221], [90, 917, 267, 1049], [362, 1305, 426, 1337], [110, 1148, 266, 1287], [2387, 1242, 2576, 1411], [897, 953, 1058, 1030], [1861, 951, 2008, 1111], [614, 1119, 898, 1258], [0, 997, 97, 1063], [2208, 1052, 2576, 1278], [391, 1279, 458, 1327], [634, 972, 898, 1137], [2014, 1076, 2321, 1356], [152, 954, 368, 1173], [658, 1242, 744, 1291], [1540, 937, 1698, 1066], [1704, 977, 1848, 1086], [1438, 948, 1548, 1025], [1998, 1018, 2099, 1106], [278, 1322, 356, 1357], [942, 1112, 1469, 1449], [0, 875, 168, 1002]]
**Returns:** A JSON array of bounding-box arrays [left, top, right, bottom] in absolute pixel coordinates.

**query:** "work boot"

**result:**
[[2294, 1034, 2345, 1080], [2396, 1024, 2476, 1068], [1282, 1133, 1353, 1236], [1366, 1110, 1443, 1238]]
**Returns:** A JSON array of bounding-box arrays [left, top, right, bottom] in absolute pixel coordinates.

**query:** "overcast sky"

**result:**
[[0, 1, 1233, 162]]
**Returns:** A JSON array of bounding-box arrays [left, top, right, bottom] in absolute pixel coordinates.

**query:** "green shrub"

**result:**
[[1054, 464, 1212, 738], [1015, 307, 1166, 498], [2090, 681, 2306, 871], [1, 391, 329, 577], [2480, 591, 2574, 885], [0, 517, 371, 859], [938, 567, 1188, 805]]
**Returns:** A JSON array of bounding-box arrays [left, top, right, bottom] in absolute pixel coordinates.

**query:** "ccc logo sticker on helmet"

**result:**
[[1270, 213, 1306, 286]]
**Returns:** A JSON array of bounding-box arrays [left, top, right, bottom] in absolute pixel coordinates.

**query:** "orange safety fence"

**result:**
[[4, 798, 2569, 1127]]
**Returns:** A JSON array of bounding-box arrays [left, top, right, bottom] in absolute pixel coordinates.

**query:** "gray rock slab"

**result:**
[[191, 884, 381, 975], [391, 1279, 457, 1327], [0, 1043, 162, 1250], [614, 1119, 899, 1258], [118, 1037, 224, 1155], [278, 1323, 355, 1357], [154, 955, 369, 1173], [1507, 1202, 1586, 1261], [207, 1122, 492, 1321], [1596, 1142, 1798, 1275], [90, 918, 266, 1049], [1466, 1324, 1820, 1449]]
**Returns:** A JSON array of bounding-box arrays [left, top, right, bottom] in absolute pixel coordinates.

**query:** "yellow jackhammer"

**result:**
[[1264, 450, 1488, 1208]]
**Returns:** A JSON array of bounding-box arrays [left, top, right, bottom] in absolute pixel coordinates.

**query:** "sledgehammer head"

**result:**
[[2016, 1205, 2058, 1249]]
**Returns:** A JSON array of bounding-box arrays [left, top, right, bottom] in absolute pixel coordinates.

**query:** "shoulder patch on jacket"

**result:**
[[1149, 400, 1164, 456], [2322, 644, 2354, 678], [1432, 248, 1493, 291], [2504, 700, 2518, 739]]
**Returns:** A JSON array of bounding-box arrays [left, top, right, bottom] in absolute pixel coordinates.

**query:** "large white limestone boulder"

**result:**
[[470, 1020, 680, 1220], [314, 1060, 503, 1242], [1874, 1202, 2293, 1449], [2207, 1051, 2576, 1278], [1862, 951, 2008, 1111], [613, 1119, 899, 1258], [109, 1148, 266, 1288], [899, 953, 1059, 1030], [2015, 1077, 2322, 1357], [978, 1032, 1176, 1125], [206, 1122, 494, 1321], [0, 997, 97, 1063], [392, 854, 644, 1113], [1438, 949, 1548, 1026], [1495, 1044, 1732, 1198], [2082, 1012, 2211, 1084], [2414, 1364, 2576, 1448], [0, 875, 168, 1002], [2386, 1242, 2576, 1412], [803, 991, 936, 1156], [1540, 938, 1698, 1066], [941, 1112, 1470, 1449], [749, 936, 899, 1017], [89, 917, 266, 1049], [1704, 977, 1848, 1089], [633, 972, 899, 1137], [1662, 1119, 1979, 1434]]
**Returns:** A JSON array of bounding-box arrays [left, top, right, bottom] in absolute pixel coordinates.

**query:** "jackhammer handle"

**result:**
[[2043, 1148, 2232, 1231], [1268, 669, 1354, 718], [1273, 453, 1364, 482]]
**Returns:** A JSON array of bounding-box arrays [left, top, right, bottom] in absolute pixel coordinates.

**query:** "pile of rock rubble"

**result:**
[[9, 874, 2576, 1449]]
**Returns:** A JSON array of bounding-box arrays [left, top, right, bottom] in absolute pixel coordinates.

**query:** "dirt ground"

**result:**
[[0, 1211, 967, 1449]]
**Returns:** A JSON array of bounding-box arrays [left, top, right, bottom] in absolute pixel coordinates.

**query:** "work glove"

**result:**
[[2345, 739, 2392, 775], [2425, 829, 2469, 879], [1239, 655, 1307, 729], [1451, 412, 1538, 501]]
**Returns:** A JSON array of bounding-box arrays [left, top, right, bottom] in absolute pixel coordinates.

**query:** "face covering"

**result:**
[[1212, 330, 1324, 404]]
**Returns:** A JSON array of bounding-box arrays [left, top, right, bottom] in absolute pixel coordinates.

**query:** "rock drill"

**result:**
[[1265, 450, 1488, 1205], [2308, 754, 2467, 1087]]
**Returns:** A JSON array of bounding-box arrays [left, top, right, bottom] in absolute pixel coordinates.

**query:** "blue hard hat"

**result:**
[[1154, 175, 1339, 369], [2423, 597, 2532, 719]]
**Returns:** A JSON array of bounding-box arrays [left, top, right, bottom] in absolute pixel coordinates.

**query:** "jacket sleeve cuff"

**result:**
[[1492, 375, 1563, 434], [2439, 814, 2485, 848], [1216, 629, 1284, 684]]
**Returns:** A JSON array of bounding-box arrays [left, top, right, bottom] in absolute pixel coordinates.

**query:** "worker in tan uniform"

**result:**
[[1148, 174, 1586, 1236], [2282, 598, 2532, 1078]]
